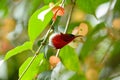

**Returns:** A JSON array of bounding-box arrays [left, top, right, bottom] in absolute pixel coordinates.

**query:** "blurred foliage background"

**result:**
[[0, 0, 120, 80]]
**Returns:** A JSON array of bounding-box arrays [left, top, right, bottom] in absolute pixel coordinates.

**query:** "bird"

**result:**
[[49, 33, 83, 49]]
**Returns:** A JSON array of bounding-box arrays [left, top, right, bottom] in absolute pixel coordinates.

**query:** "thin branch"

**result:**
[[64, 2, 75, 34], [61, 0, 65, 6], [56, 49, 60, 57]]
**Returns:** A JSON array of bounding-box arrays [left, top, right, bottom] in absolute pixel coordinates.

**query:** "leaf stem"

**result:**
[[64, 2, 75, 34], [56, 49, 60, 57]]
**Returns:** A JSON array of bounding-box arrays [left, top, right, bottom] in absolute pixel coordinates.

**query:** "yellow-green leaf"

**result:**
[[28, 5, 53, 42], [4, 41, 33, 60], [19, 53, 44, 80], [60, 46, 81, 72]]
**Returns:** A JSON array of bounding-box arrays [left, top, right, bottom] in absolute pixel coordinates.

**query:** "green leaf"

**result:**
[[65, 0, 72, 4], [69, 73, 86, 80], [106, 40, 120, 68], [38, 58, 50, 72], [114, 0, 120, 13], [0, 0, 9, 16], [43, 0, 58, 4], [0, 0, 8, 9], [60, 46, 81, 72], [76, 0, 109, 15], [28, 5, 53, 42], [79, 23, 107, 60], [19, 53, 44, 80], [4, 41, 33, 60]]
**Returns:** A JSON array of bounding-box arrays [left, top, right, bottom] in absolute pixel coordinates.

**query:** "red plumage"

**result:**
[[49, 33, 76, 49]]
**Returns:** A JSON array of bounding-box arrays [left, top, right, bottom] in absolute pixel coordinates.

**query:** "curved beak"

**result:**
[[75, 35, 84, 37]]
